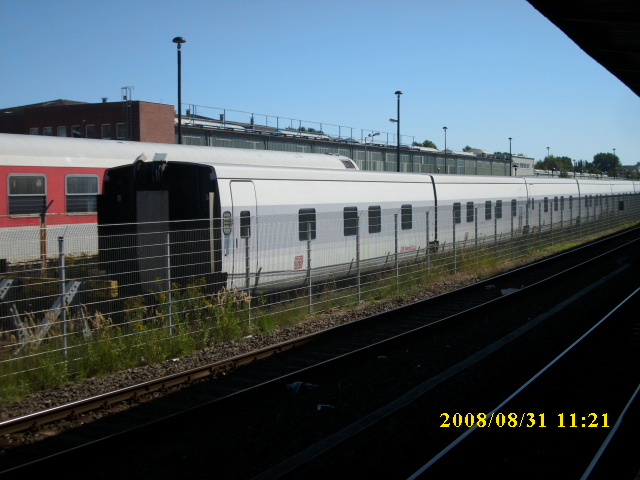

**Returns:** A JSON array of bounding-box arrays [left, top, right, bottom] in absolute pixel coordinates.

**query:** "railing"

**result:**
[[1, 197, 639, 402], [184, 103, 415, 147]]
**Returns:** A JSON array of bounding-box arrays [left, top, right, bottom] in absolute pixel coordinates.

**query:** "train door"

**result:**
[[230, 181, 257, 291]]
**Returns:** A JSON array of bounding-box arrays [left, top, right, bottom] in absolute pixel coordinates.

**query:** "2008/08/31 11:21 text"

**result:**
[[440, 413, 610, 428]]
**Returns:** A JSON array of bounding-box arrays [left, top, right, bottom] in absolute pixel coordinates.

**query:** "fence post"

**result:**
[[453, 208, 457, 274], [356, 219, 361, 303], [166, 231, 173, 335], [426, 211, 431, 274], [58, 236, 68, 358], [539, 203, 542, 247], [394, 214, 398, 293], [307, 222, 312, 314], [510, 213, 514, 260], [560, 204, 564, 244], [475, 207, 478, 262]]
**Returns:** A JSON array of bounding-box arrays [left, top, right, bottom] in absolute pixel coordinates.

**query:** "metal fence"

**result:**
[[1, 196, 639, 401]]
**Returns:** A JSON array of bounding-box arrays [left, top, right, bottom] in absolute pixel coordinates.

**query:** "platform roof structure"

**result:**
[[527, 0, 640, 97]]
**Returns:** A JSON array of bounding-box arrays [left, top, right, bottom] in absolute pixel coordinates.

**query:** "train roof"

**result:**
[[0, 133, 358, 170], [430, 174, 526, 185], [131, 160, 436, 184]]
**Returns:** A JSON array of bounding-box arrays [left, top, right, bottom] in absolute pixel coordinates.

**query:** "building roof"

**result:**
[[1, 99, 88, 114]]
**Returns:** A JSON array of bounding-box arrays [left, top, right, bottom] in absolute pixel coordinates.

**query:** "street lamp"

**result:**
[[509, 137, 512, 176], [443, 127, 448, 174], [394, 91, 403, 172], [365, 132, 380, 171], [173, 36, 186, 144]]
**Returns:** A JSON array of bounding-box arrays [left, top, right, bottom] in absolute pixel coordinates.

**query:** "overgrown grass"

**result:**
[[1, 217, 638, 404]]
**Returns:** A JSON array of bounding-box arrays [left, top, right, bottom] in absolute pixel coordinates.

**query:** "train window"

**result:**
[[71, 125, 82, 138], [240, 211, 251, 238], [8, 174, 46, 215], [66, 175, 99, 213], [544, 197, 549, 213], [453, 203, 461, 224], [299, 208, 316, 241], [101, 124, 112, 140], [569, 196, 573, 210], [531, 198, 535, 211], [368, 206, 381, 234], [43, 127, 53, 136], [560, 196, 565, 210], [553, 196, 559, 211], [86, 124, 96, 138], [29, 127, 39, 135], [466, 202, 474, 223], [343, 206, 358, 236], [401, 204, 412, 230], [495, 200, 503, 219], [57, 126, 66, 137], [511, 199, 517, 217], [485, 201, 492, 220]]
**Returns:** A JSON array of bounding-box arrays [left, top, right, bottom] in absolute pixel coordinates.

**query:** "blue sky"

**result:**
[[2, 0, 639, 164]]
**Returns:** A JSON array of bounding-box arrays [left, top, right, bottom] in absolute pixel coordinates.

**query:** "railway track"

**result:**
[[1, 227, 639, 478], [409, 287, 640, 480]]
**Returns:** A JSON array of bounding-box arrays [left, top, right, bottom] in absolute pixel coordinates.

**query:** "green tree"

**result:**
[[412, 140, 438, 149], [534, 155, 575, 176], [593, 152, 621, 176]]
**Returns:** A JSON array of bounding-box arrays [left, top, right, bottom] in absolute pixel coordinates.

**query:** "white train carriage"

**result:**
[[97, 155, 640, 296], [577, 179, 637, 221], [523, 177, 582, 229], [429, 175, 528, 246], [215, 166, 436, 291]]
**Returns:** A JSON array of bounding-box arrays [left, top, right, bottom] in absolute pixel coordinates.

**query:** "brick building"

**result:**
[[0, 99, 175, 144]]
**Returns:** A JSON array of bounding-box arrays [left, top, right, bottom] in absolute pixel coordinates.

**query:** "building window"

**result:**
[[401, 204, 412, 230], [71, 125, 82, 138], [485, 201, 492, 220], [57, 126, 67, 137], [8, 174, 46, 215], [116, 123, 127, 140], [343, 206, 358, 236], [43, 127, 53, 136], [368, 206, 381, 234], [66, 175, 99, 213], [299, 208, 316, 241], [466, 202, 474, 223], [101, 124, 112, 139], [29, 127, 39, 135], [86, 124, 96, 138]]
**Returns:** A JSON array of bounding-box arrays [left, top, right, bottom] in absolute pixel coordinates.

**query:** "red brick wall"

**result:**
[[1, 101, 175, 144], [138, 102, 175, 144]]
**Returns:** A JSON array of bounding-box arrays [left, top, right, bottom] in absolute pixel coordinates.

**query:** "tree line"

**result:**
[[412, 139, 638, 179]]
